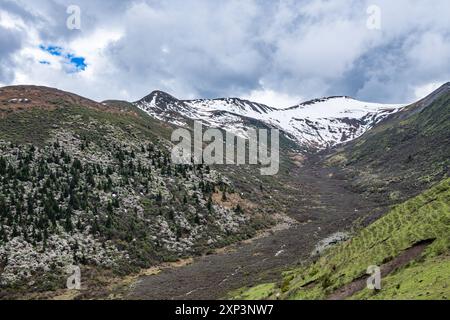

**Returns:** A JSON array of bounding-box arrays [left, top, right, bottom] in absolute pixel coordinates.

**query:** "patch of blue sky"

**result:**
[[39, 44, 87, 72], [39, 45, 63, 57], [67, 55, 87, 71]]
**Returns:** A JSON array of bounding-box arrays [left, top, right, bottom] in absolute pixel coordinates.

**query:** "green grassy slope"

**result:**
[[350, 255, 449, 300], [0, 101, 175, 146], [230, 178, 450, 300], [325, 84, 450, 205]]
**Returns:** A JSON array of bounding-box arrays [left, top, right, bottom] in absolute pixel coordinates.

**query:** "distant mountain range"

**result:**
[[135, 91, 404, 150]]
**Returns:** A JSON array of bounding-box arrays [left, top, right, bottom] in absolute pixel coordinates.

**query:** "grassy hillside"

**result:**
[[325, 84, 450, 206], [229, 178, 450, 300]]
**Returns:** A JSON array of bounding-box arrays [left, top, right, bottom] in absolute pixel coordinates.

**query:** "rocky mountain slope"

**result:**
[[135, 91, 404, 150]]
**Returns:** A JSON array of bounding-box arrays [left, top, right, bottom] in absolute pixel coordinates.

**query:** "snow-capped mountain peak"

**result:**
[[135, 91, 197, 125], [266, 96, 403, 149], [134, 91, 405, 150]]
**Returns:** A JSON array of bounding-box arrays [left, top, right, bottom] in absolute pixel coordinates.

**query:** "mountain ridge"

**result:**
[[134, 90, 405, 150]]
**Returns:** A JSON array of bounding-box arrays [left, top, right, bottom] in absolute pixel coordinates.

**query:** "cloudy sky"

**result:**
[[0, 0, 449, 107]]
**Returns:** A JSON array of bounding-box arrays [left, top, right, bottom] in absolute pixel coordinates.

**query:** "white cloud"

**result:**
[[0, 9, 26, 29], [407, 32, 450, 75], [414, 82, 445, 101], [242, 89, 303, 109]]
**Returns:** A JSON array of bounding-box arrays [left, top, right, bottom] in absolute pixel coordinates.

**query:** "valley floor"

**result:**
[[128, 161, 383, 300]]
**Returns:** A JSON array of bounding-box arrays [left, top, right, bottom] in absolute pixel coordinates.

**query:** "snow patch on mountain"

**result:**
[[185, 98, 276, 117], [263, 97, 404, 149]]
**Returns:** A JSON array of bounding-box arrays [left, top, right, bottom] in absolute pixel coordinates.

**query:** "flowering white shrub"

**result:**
[[0, 232, 125, 286]]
